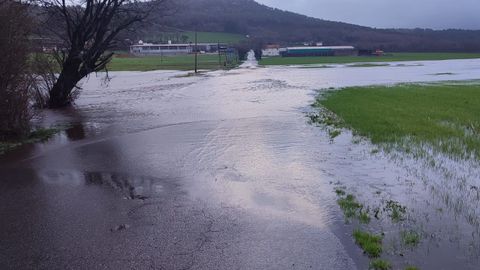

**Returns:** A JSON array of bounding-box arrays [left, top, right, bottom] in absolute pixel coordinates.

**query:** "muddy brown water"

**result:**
[[1, 55, 480, 269]]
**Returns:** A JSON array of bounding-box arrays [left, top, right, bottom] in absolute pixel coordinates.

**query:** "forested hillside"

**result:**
[[137, 0, 480, 52], [32, 0, 480, 52]]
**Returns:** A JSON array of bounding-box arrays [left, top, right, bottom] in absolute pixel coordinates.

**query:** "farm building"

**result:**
[[130, 42, 226, 56], [262, 44, 281, 56], [280, 46, 357, 57]]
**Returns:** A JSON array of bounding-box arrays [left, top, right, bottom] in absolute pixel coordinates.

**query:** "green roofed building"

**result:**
[[280, 46, 357, 57]]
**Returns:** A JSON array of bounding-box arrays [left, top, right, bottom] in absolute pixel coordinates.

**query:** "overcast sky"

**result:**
[[256, 0, 480, 30]]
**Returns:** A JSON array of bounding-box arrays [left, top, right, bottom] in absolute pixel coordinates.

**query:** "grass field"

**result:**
[[145, 31, 246, 44], [260, 53, 480, 66], [315, 82, 480, 160], [108, 54, 236, 71], [181, 31, 246, 44]]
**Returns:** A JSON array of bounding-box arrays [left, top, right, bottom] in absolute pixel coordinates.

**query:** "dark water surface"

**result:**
[[1, 57, 480, 269]]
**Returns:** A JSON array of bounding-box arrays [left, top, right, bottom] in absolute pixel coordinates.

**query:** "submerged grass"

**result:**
[[369, 259, 392, 270], [0, 142, 20, 155], [384, 200, 407, 223], [358, 209, 371, 224], [335, 188, 346, 196], [401, 230, 421, 247], [328, 129, 341, 139], [353, 229, 383, 257], [27, 128, 59, 142], [260, 52, 480, 66], [317, 82, 480, 160], [108, 54, 237, 71], [347, 63, 390, 68], [0, 128, 60, 155], [338, 194, 362, 218], [335, 190, 370, 223]]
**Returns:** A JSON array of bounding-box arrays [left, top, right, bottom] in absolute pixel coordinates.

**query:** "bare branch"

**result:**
[[36, 0, 171, 107]]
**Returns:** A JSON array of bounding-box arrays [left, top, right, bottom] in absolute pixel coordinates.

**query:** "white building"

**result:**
[[130, 42, 225, 56], [262, 44, 281, 57]]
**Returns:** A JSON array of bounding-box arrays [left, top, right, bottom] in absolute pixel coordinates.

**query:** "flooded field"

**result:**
[[1, 56, 480, 269]]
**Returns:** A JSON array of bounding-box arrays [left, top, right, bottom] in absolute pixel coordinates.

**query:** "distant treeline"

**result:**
[[31, 0, 480, 52], [143, 0, 480, 52]]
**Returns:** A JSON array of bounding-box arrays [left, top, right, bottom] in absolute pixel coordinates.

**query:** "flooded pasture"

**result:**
[[1, 56, 480, 269]]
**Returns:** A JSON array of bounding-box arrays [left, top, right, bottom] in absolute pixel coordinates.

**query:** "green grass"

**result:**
[[347, 63, 390, 68], [401, 231, 421, 247], [358, 209, 371, 224], [309, 111, 343, 128], [182, 31, 246, 44], [369, 259, 392, 270], [260, 52, 480, 66], [317, 82, 480, 160], [336, 193, 371, 223], [405, 266, 419, 270], [338, 194, 362, 218], [27, 128, 59, 142], [328, 129, 341, 139], [353, 229, 383, 257], [384, 200, 407, 223], [0, 142, 20, 155], [335, 188, 346, 196], [0, 128, 60, 155], [108, 54, 236, 71], [146, 31, 246, 44]]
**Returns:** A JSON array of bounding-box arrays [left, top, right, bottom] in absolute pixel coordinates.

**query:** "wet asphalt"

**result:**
[[1, 56, 480, 269]]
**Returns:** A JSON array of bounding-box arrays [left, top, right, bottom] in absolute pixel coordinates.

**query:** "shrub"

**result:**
[[0, 1, 33, 140]]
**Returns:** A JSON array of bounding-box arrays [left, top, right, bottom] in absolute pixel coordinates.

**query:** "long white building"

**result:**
[[130, 42, 225, 56]]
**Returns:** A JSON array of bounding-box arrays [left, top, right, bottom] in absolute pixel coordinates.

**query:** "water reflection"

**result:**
[[84, 172, 165, 200], [33, 170, 167, 200], [65, 123, 86, 141]]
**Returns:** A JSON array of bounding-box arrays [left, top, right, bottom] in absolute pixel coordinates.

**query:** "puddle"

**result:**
[[83, 171, 168, 200], [1, 169, 172, 199]]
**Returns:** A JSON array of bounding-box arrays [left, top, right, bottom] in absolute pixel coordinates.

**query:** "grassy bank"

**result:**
[[314, 82, 480, 160], [170, 31, 245, 44], [0, 128, 60, 156], [108, 54, 238, 71], [261, 52, 480, 66], [145, 31, 246, 44]]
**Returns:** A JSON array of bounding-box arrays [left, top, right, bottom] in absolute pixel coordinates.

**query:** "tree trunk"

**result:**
[[48, 59, 82, 108]]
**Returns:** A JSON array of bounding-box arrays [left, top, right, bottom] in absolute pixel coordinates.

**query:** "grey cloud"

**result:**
[[256, 0, 480, 30]]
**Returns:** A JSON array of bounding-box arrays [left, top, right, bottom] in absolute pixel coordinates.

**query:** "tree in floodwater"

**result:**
[[40, 0, 169, 108], [0, 0, 33, 139]]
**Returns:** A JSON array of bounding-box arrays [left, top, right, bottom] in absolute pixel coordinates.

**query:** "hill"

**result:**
[[134, 0, 480, 52]]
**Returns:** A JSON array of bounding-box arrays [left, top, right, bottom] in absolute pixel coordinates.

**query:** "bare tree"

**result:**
[[40, 0, 168, 108], [0, 0, 33, 139], [29, 53, 59, 108]]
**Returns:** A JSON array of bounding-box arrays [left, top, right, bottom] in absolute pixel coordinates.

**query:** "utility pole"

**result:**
[[218, 41, 222, 68], [160, 47, 163, 63], [194, 29, 198, 73]]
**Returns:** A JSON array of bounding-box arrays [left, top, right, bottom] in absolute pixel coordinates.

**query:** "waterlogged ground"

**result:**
[[1, 57, 480, 269]]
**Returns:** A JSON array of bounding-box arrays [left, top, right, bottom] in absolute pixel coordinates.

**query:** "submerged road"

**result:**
[[1, 56, 480, 269]]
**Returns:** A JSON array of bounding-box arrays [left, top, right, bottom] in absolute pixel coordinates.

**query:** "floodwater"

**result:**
[[1, 54, 480, 269]]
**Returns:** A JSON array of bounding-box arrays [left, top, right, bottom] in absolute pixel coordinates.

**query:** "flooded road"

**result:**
[[1, 56, 480, 269]]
